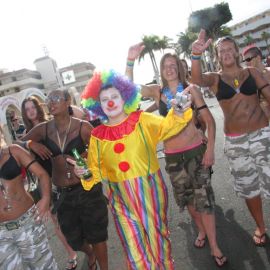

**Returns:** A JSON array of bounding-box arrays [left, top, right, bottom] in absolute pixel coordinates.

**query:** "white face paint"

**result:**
[[100, 87, 125, 119]]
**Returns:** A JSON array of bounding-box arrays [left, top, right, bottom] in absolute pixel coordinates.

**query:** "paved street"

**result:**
[[47, 97, 270, 270]]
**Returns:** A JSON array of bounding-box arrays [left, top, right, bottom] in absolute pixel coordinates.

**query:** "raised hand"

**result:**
[[127, 42, 145, 60], [192, 29, 212, 55]]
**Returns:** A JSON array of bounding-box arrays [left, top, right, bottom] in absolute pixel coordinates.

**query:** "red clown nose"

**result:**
[[107, 100, 114, 107]]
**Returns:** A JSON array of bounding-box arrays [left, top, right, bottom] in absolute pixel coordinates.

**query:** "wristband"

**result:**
[[127, 59, 135, 67], [191, 54, 201, 60], [27, 140, 33, 150], [191, 51, 202, 56]]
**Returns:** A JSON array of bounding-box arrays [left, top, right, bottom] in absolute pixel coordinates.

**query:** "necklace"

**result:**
[[55, 118, 72, 179], [162, 83, 184, 110]]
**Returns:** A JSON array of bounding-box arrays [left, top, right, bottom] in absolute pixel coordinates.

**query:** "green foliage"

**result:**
[[188, 2, 232, 39], [243, 35, 254, 46], [139, 35, 171, 61], [175, 31, 197, 58]]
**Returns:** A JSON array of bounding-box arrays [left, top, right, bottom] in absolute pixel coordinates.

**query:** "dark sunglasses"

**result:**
[[243, 55, 257, 62], [45, 95, 66, 104]]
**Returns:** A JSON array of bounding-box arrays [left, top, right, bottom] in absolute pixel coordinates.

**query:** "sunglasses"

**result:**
[[243, 55, 257, 62], [45, 95, 66, 104]]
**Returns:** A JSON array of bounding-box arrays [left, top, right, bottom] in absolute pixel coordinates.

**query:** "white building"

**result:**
[[230, 9, 270, 57], [0, 56, 95, 142]]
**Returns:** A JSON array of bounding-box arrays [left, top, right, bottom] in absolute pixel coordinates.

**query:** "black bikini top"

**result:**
[[43, 121, 86, 157], [0, 148, 22, 180], [216, 69, 257, 101]]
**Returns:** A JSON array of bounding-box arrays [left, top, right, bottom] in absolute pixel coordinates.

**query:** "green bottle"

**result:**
[[71, 148, 92, 180]]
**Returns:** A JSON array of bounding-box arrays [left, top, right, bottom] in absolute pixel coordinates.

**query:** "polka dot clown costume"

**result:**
[[81, 70, 193, 270]]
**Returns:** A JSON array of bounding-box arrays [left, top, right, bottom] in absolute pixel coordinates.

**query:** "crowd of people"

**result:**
[[1, 28, 270, 270]]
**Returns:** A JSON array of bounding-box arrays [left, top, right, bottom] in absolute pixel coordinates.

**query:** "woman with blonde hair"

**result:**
[[191, 29, 270, 248]]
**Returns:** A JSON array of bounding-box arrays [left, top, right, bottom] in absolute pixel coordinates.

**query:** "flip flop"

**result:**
[[194, 237, 206, 248], [253, 233, 267, 247], [212, 255, 228, 268], [65, 256, 78, 270], [88, 258, 97, 270]]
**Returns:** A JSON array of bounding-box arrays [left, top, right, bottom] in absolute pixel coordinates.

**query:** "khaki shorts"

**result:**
[[224, 126, 270, 199], [165, 144, 215, 214]]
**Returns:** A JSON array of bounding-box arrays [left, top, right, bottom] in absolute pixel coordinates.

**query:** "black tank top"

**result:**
[[0, 148, 21, 180], [43, 121, 86, 157], [216, 69, 257, 101]]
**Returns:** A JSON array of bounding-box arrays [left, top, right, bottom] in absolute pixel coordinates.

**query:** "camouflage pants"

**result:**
[[0, 205, 58, 270], [165, 144, 215, 214], [224, 125, 270, 199]]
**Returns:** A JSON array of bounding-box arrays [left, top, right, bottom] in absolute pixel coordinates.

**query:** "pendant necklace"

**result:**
[[233, 71, 241, 94], [55, 118, 72, 179]]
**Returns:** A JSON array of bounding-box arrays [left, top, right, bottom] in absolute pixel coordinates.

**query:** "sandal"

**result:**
[[88, 258, 97, 270], [212, 255, 228, 268], [65, 256, 78, 270], [194, 237, 206, 248], [253, 233, 267, 247]]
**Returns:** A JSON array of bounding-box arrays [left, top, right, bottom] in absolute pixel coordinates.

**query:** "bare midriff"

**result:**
[[52, 155, 81, 187], [164, 120, 203, 153], [219, 94, 269, 134], [0, 177, 34, 222]]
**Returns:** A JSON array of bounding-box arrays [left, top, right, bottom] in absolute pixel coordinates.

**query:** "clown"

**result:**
[[69, 70, 193, 270]]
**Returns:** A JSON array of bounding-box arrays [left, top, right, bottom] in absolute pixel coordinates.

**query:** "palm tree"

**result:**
[[244, 35, 254, 46], [261, 31, 270, 54], [139, 35, 171, 83], [176, 31, 197, 58]]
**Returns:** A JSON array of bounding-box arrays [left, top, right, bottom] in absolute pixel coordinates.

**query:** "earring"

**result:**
[[68, 106, 73, 116]]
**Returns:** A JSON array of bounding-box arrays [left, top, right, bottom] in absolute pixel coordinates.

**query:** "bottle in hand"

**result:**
[[71, 148, 92, 180]]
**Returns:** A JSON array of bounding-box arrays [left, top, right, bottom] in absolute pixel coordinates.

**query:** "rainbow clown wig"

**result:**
[[81, 70, 141, 121]]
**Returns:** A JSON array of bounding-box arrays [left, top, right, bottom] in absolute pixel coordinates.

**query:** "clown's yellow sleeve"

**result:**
[[80, 136, 105, 191], [141, 108, 192, 143]]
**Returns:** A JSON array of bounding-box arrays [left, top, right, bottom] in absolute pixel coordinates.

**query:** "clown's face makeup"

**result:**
[[100, 87, 126, 121]]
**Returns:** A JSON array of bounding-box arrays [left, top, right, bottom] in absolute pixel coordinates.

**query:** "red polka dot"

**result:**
[[119, 161, 130, 172], [114, 143, 125, 154]]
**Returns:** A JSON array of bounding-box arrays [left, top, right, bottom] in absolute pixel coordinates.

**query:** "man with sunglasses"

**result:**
[[242, 44, 270, 119]]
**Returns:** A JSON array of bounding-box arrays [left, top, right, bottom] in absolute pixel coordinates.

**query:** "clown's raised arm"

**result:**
[[79, 70, 192, 190]]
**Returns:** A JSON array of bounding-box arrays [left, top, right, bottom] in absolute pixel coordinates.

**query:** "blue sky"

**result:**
[[1, 0, 269, 83]]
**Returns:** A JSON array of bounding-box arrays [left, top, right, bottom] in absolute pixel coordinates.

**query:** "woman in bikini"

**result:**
[[191, 29, 270, 248], [0, 128, 58, 269]]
